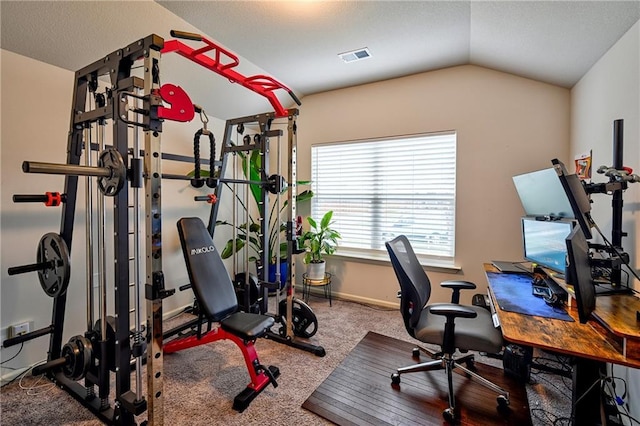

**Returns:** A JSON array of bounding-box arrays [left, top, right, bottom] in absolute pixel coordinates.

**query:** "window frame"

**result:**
[[309, 131, 458, 269]]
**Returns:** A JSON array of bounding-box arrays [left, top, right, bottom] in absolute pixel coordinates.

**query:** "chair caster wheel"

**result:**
[[497, 394, 510, 413], [443, 407, 456, 423], [412, 348, 420, 358], [391, 373, 400, 385]]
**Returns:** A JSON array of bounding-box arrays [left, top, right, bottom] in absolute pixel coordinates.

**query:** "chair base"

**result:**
[[391, 352, 510, 423]]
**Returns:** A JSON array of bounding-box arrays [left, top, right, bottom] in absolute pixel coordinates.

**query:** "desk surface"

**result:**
[[484, 264, 640, 369]]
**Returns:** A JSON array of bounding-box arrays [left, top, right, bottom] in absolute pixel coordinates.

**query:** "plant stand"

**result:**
[[302, 272, 332, 307]]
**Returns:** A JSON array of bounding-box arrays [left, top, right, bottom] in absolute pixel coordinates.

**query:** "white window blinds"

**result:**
[[310, 132, 457, 266]]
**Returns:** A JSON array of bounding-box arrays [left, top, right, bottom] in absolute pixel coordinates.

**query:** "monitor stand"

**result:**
[[594, 282, 632, 296]]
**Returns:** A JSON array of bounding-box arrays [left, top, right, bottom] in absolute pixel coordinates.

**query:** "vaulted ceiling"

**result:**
[[2, 1, 639, 119]]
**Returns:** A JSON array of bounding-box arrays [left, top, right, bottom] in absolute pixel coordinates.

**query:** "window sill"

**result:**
[[330, 249, 462, 274]]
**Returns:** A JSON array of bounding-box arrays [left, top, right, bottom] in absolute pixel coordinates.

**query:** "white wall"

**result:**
[[0, 50, 220, 375], [297, 65, 571, 306], [571, 19, 640, 424]]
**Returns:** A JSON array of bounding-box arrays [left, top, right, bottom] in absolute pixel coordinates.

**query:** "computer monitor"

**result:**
[[551, 159, 594, 239], [565, 226, 596, 323], [522, 217, 574, 274], [512, 167, 574, 218]]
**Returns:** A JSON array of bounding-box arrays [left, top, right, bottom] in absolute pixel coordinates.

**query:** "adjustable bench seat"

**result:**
[[163, 217, 279, 412]]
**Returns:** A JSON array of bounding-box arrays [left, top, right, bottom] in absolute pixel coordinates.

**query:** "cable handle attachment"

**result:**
[[194, 104, 210, 135], [191, 125, 217, 189]]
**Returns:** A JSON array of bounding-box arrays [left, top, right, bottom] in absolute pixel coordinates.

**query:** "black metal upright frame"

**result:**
[[208, 112, 277, 313], [207, 111, 325, 356], [10, 35, 168, 425], [7, 30, 315, 424]]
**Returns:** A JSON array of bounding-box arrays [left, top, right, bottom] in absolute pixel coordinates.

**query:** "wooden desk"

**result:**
[[484, 264, 640, 425]]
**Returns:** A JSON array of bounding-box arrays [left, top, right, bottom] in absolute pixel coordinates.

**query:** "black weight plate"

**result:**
[[62, 335, 92, 381], [97, 148, 126, 196], [37, 233, 70, 297], [278, 298, 318, 339]]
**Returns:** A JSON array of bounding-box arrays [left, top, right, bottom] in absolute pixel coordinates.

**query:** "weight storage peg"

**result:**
[[13, 192, 66, 207]]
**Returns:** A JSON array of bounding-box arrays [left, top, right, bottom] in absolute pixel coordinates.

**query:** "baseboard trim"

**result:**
[[1, 365, 33, 385], [294, 285, 399, 309]]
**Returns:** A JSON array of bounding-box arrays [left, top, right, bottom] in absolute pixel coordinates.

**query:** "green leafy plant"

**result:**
[[301, 210, 341, 264], [214, 149, 313, 264]]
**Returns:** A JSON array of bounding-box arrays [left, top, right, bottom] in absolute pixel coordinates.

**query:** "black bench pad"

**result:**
[[221, 312, 274, 341]]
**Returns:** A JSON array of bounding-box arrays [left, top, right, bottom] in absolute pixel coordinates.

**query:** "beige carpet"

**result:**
[[0, 297, 571, 425]]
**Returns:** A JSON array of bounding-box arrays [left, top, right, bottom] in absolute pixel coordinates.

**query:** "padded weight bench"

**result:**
[[164, 217, 279, 412]]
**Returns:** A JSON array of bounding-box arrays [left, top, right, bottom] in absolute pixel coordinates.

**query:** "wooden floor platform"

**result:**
[[303, 331, 531, 425]]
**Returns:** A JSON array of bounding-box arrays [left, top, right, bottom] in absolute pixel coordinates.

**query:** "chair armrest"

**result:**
[[429, 304, 478, 355], [429, 303, 477, 319], [440, 280, 476, 304]]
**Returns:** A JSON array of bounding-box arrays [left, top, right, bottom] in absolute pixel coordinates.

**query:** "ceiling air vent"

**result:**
[[338, 47, 371, 63]]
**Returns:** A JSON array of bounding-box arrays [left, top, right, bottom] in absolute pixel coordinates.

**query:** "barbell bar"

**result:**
[[22, 148, 126, 196]]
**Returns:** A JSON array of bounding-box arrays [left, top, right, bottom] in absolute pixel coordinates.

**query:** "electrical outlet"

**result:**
[[1, 321, 34, 345], [9, 322, 30, 338]]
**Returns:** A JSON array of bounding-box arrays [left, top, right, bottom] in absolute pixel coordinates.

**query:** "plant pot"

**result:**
[[306, 261, 326, 280], [268, 261, 288, 291]]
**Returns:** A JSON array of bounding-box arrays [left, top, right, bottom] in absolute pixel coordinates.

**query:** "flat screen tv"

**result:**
[[565, 226, 596, 323], [512, 167, 574, 218], [522, 217, 574, 274], [551, 159, 594, 239]]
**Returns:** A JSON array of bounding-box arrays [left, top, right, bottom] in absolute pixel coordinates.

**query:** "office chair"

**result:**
[[385, 235, 509, 422]]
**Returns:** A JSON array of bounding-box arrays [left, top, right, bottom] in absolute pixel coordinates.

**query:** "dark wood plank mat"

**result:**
[[303, 331, 531, 425]]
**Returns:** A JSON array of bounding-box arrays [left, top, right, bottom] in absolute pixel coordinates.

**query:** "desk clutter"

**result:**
[[530, 274, 567, 307], [486, 272, 573, 322]]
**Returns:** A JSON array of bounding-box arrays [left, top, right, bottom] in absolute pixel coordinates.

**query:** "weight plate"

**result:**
[[97, 148, 126, 196], [62, 335, 92, 381], [37, 233, 71, 297], [278, 298, 318, 339]]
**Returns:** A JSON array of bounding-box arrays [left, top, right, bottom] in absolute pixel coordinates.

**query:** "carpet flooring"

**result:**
[[0, 297, 572, 425]]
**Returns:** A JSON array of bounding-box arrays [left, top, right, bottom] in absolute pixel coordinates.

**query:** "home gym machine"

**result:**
[[205, 112, 325, 356], [4, 31, 303, 425]]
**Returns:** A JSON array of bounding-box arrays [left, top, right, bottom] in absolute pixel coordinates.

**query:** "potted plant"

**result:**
[[214, 149, 313, 284], [301, 210, 341, 280]]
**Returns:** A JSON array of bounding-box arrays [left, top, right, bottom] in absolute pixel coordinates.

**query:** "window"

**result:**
[[310, 132, 457, 267]]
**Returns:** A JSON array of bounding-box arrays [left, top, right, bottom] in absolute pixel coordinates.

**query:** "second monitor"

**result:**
[[522, 217, 575, 275]]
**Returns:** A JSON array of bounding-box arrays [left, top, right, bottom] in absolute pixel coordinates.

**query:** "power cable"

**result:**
[[1, 343, 23, 365]]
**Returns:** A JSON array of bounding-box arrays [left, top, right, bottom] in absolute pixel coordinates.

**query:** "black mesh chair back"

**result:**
[[386, 235, 431, 338]]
